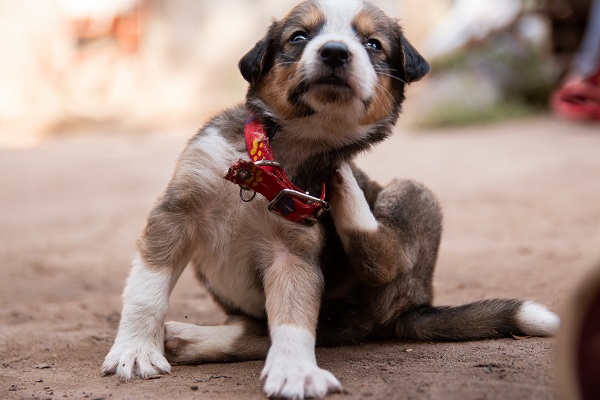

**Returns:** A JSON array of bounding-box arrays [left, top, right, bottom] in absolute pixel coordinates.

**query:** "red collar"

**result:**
[[224, 115, 330, 225]]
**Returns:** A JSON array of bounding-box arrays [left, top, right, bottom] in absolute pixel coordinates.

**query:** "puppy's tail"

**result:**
[[395, 299, 560, 341]]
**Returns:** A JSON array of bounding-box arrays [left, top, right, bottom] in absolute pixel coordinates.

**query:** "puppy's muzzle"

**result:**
[[320, 42, 351, 69]]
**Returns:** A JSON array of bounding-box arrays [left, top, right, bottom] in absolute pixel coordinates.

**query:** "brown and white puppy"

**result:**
[[102, 1, 560, 398]]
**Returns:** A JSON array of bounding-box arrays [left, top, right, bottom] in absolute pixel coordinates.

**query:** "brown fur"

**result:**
[[280, 1, 326, 40], [358, 76, 396, 125], [259, 63, 307, 120]]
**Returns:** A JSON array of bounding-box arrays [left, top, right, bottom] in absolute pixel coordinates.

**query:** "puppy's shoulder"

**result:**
[[187, 104, 248, 151]]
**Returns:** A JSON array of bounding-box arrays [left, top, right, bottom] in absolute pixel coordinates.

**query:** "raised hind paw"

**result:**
[[330, 162, 379, 236]]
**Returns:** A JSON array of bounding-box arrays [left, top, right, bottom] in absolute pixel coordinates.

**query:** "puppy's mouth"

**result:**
[[291, 73, 357, 108], [315, 75, 351, 88]]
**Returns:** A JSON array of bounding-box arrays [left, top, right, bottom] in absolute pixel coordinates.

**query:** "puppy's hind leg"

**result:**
[[164, 316, 270, 364], [330, 162, 442, 287]]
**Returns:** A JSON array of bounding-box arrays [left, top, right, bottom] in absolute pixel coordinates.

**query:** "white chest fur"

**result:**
[[183, 126, 320, 319]]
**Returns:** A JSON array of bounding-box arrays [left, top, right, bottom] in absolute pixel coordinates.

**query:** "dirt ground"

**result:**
[[1, 115, 599, 400]]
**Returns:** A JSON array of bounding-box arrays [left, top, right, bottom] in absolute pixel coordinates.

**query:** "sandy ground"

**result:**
[[1, 115, 599, 400]]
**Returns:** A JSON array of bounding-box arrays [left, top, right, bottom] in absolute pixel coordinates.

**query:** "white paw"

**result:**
[[102, 255, 176, 379], [330, 162, 378, 240], [261, 326, 342, 399], [262, 361, 342, 399], [102, 339, 171, 380], [332, 162, 354, 188], [331, 162, 360, 203]]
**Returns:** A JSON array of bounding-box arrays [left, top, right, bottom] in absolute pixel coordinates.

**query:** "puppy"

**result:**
[[102, 1, 560, 398]]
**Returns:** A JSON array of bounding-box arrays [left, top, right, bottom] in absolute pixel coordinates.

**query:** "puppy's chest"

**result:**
[[193, 204, 312, 319], [186, 126, 322, 318]]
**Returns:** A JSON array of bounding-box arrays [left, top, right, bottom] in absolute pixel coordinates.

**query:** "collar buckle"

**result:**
[[268, 189, 331, 226]]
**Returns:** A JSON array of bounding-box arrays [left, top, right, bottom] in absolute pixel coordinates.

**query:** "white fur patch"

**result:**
[[516, 301, 560, 336], [330, 163, 378, 248], [189, 126, 240, 178], [102, 254, 186, 379], [318, 0, 362, 36], [262, 325, 342, 399]]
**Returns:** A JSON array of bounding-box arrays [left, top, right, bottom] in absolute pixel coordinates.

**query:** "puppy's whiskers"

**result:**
[[371, 79, 401, 109], [374, 68, 408, 85], [275, 61, 300, 68]]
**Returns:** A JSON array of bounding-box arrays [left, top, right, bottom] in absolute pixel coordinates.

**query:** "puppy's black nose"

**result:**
[[320, 42, 350, 68]]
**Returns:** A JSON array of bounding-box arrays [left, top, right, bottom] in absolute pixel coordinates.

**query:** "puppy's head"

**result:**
[[239, 0, 428, 127]]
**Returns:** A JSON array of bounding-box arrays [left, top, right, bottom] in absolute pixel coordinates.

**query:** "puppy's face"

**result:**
[[240, 0, 428, 127]]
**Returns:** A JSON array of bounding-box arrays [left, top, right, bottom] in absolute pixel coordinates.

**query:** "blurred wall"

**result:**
[[0, 0, 447, 145]]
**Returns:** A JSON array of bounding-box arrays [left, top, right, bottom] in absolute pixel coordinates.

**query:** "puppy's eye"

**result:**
[[290, 31, 308, 43], [366, 38, 383, 51]]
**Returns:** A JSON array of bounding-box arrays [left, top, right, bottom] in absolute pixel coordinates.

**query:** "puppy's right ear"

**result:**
[[239, 22, 278, 86]]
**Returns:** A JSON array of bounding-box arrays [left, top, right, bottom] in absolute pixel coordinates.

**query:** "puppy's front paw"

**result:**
[[102, 339, 171, 380], [262, 361, 342, 399], [262, 326, 342, 399]]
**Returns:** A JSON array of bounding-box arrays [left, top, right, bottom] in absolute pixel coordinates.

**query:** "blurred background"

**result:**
[[1, 3, 599, 398], [0, 0, 594, 148]]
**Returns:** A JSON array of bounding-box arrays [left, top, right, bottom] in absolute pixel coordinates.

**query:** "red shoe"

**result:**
[[551, 68, 600, 121]]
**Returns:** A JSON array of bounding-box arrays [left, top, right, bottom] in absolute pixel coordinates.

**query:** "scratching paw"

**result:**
[[331, 163, 355, 194], [330, 162, 378, 235]]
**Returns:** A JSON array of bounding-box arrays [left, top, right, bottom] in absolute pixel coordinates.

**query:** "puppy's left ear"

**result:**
[[239, 21, 278, 86], [401, 37, 430, 84]]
